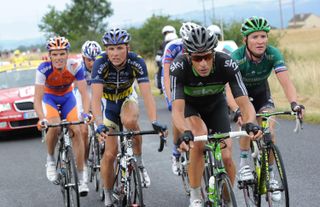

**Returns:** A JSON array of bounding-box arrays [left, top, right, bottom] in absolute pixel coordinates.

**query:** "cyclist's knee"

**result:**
[[103, 151, 117, 162]]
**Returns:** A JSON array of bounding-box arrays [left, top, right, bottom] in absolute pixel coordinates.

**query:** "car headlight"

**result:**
[[0, 103, 11, 112]]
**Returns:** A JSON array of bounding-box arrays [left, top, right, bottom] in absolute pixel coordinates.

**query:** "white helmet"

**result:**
[[207, 25, 222, 38], [180, 22, 200, 41], [162, 25, 176, 35], [164, 32, 178, 42]]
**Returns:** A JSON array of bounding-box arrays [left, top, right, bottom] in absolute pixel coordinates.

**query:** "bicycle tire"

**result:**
[[65, 146, 80, 207], [217, 173, 237, 207], [180, 152, 191, 196], [127, 159, 144, 207], [93, 136, 101, 192], [202, 150, 214, 206], [57, 148, 69, 207], [268, 143, 289, 207]]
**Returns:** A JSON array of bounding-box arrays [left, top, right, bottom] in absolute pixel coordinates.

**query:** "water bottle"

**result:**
[[208, 176, 216, 203]]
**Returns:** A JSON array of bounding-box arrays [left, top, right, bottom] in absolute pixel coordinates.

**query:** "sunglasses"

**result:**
[[190, 53, 213, 62]]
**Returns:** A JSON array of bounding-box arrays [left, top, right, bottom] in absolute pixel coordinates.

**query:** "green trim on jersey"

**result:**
[[184, 84, 225, 97], [231, 45, 286, 89]]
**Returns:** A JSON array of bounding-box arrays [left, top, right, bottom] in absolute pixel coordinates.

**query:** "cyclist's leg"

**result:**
[[43, 94, 61, 182], [185, 104, 207, 205]]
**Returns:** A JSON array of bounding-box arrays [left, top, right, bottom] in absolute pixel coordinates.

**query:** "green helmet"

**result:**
[[241, 16, 271, 36]]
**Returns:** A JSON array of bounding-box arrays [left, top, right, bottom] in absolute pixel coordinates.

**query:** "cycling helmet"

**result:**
[[46, 36, 70, 51], [183, 26, 218, 54], [207, 25, 222, 38], [162, 25, 176, 35], [102, 28, 131, 46], [164, 32, 178, 42], [81, 41, 102, 60], [179, 22, 200, 40], [241, 16, 271, 36]]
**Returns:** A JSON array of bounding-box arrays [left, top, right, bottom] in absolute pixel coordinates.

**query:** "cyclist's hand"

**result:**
[[96, 124, 109, 142], [37, 118, 48, 131], [241, 122, 262, 140], [81, 112, 93, 124], [152, 120, 168, 137], [291, 102, 305, 119], [176, 130, 194, 152], [232, 108, 243, 125]]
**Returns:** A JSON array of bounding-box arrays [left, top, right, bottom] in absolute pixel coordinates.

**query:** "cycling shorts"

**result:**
[[43, 91, 79, 121], [101, 92, 138, 131], [247, 83, 275, 113], [184, 94, 231, 133]]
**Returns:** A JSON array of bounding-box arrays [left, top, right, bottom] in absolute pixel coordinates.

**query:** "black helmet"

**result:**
[[183, 26, 218, 54]]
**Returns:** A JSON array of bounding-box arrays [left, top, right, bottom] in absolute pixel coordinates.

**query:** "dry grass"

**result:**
[[270, 28, 320, 123]]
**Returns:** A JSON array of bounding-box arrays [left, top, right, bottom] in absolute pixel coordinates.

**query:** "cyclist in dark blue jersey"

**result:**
[[91, 28, 167, 207]]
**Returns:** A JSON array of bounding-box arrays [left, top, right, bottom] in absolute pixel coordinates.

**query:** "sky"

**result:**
[[0, 0, 315, 41]]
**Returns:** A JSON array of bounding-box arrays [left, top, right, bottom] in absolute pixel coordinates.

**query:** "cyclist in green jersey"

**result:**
[[226, 16, 305, 202]]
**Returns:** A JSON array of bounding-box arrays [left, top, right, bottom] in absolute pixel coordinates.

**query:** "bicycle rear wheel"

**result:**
[[180, 152, 191, 196], [127, 159, 144, 206], [65, 147, 80, 207], [268, 144, 289, 207], [217, 173, 237, 207]]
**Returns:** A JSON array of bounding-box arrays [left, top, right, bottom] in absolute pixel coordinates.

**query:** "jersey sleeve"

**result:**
[[35, 62, 48, 85], [130, 54, 149, 84], [91, 53, 106, 84], [220, 54, 248, 98], [169, 56, 186, 100], [270, 46, 287, 73]]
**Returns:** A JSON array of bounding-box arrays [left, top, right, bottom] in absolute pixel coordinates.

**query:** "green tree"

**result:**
[[128, 15, 182, 58], [39, 0, 113, 51]]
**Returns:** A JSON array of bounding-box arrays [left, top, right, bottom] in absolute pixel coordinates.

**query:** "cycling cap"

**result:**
[[180, 22, 200, 41], [81, 41, 102, 60], [241, 16, 271, 36], [165, 32, 178, 42], [102, 28, 131, 46], [46, 36, 70, 51], [207, 25, 222, 36], [183, 26, 218, 54], [162, 25, 176, 35]]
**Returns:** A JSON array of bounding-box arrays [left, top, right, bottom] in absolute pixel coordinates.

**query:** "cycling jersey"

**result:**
[[170, 52, 248, 105], [36, 59, 85, 96], [91, 52, 149, 101], [231, 45, 287, 90]]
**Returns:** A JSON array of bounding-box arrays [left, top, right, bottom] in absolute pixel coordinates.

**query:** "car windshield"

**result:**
[[0, 69, 36, 89]]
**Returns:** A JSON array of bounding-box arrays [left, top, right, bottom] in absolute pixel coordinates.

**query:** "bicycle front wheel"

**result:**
[[65, 147, 80, 207], [127, 159, 144, 207], [217, 173, 237, 207], [268, 144, 289, 207]]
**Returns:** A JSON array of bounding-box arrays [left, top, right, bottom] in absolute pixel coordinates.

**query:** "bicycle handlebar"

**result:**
[[193, 131, 248, 142], [256, 111, 303, 133], [107, 130, 167, 152]]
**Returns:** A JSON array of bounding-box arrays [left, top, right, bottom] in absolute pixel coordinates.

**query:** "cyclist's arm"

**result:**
[[172, 99, 189, 133], [225, 83, 239, 112], [235, 95, 256, 124], [138, 82, 157, 122], [163, 62, 171, 101], [276, 70, 298, 103], [91, 83, 104, 125], [77, 79, 90, 114], [34, 84, 45, 120]]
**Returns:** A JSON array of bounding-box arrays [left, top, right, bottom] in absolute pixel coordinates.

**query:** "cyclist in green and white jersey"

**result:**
[[226, 16, 305, 202]]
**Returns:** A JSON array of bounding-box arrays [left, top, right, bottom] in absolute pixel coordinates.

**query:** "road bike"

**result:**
[[181, 130, 248, 207], [238, 111, 303, 207], [42, 120, 84, 207]]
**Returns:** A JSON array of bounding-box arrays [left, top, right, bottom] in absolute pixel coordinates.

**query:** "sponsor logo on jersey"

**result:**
[[170, 61, 183, 72], [224, 59, 238, 70]]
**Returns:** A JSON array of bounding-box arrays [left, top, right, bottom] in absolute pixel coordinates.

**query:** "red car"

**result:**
[[0, 61, 41, 132]]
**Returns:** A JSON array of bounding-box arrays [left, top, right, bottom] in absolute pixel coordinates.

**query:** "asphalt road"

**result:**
[[0, 96, 319, 207]]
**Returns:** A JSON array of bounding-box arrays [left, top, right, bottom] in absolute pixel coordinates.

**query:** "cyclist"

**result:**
[[73, 40, 102, 182], [170, 26, 261, 207], [34, 36, 91, 196], [155, 25, 177, 94], [91, 28, 168, 207], [161, 22, 200, 175], [227, 16, 305, 201]]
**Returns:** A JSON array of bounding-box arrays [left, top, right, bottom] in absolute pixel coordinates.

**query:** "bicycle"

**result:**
[[42, 120, 84, 207], [238, 111, 303, 207], [87, 121, 102, 194], [180, 130, 248, 207], [102, 127, 166, 207]]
